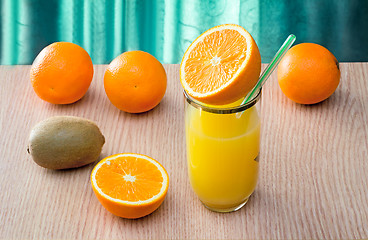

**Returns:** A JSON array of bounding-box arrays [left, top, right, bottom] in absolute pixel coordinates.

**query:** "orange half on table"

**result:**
[[91, 153, 169, 219], [180, 24, 261, 105]]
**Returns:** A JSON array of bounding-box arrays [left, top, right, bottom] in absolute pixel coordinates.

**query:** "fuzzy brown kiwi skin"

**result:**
[[28, 116, 105, 170]]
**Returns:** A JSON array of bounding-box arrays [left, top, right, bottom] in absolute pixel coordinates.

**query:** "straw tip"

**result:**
[[288, 34, 296, 40]]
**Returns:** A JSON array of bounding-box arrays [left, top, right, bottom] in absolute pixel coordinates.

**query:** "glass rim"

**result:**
[[183, 88, 261, 114]]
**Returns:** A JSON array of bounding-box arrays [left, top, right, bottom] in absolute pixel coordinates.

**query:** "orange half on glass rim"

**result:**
[[91, 153, 169, 219], [180, 24, 261, 105]]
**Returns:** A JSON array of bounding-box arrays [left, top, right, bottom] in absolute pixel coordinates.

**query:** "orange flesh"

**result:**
[[95, 156, 163, 202], [184, 29, 248, 94]]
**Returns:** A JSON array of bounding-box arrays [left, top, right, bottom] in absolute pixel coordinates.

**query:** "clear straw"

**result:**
[[242, 34, 296, 105]]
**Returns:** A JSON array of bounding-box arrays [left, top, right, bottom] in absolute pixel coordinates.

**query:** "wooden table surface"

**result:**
[[0, 64, 367, 239]]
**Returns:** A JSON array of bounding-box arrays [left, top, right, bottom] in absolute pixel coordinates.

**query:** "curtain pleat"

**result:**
[[1, 0, 367, 65]]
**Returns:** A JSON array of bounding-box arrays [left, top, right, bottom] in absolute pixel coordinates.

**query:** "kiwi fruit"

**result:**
[[28, 116, 105, 170]]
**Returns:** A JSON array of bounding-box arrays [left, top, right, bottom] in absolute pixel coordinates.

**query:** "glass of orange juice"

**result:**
[[184, 89, 261, 212]]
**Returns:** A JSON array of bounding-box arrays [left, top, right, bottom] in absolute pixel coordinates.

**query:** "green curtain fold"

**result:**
[[1, 0, 367, 65]]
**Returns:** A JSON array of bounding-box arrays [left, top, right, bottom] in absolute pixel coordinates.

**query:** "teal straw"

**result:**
[[242, 34, 296, 104]]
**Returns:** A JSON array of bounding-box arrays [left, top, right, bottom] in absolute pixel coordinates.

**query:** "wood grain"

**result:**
[[0, 64, 367, 239]]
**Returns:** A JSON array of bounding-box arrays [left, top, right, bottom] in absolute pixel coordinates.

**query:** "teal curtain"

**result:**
[[1, 0, 367, 65]]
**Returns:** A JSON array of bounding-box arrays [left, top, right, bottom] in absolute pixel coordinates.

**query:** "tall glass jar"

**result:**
[[184, 90, 261, 212]]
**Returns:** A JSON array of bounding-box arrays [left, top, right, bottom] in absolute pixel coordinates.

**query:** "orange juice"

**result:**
[[185, 93, 260, 212]]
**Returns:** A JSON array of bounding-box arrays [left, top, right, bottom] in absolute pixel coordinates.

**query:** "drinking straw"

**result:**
[[242, 34, 296, 105]]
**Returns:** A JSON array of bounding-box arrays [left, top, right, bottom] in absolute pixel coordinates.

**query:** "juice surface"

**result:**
[[185, 103, 260, 210]]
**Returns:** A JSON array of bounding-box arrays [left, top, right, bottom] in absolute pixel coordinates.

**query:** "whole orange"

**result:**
[[30, 42, 94, 104], [277, 43, 340, 104], [104, 51, 167, 113]]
